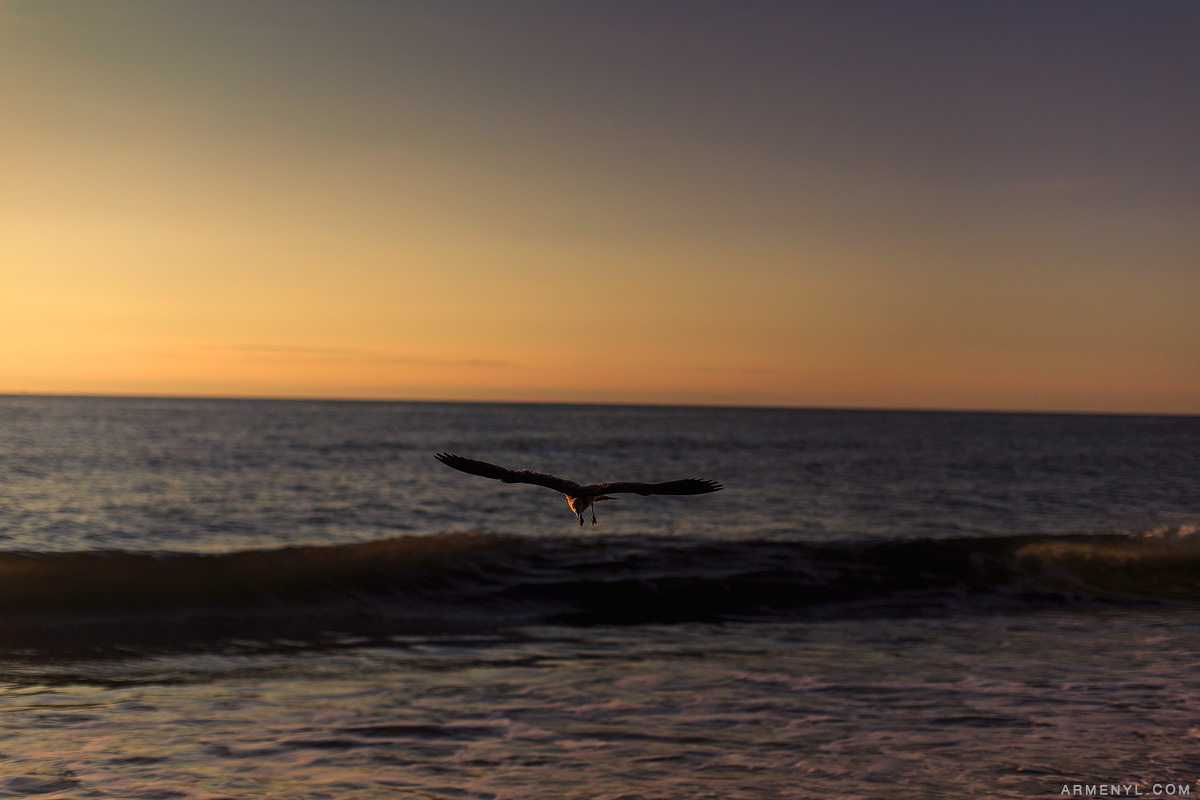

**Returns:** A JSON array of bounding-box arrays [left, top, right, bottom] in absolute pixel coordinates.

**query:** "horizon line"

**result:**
[[1, 390, 1196, 420]]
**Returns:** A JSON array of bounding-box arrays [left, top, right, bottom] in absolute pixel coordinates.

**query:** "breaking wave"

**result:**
[[3, 530, 1200, 654]]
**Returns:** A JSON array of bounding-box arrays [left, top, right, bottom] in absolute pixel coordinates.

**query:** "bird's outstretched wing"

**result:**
[[435, 453, 581, 494], [586, 478, 723, 497]]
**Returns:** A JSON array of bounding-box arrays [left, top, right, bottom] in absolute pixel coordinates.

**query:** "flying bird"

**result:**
[[434, 452, 723, 526]]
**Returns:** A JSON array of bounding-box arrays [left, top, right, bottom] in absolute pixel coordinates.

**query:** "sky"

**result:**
[[1, 1, 1197, 413]]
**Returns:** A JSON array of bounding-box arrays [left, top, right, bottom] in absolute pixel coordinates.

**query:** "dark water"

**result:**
[[1, 395, 1199, 798]]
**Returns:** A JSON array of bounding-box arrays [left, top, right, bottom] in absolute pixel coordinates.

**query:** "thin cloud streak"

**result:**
[[965, 179, 1094, 194], [190, 345, 516, 369]]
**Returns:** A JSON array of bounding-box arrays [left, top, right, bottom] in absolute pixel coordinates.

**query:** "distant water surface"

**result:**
[[2, 395, 1196, 551]]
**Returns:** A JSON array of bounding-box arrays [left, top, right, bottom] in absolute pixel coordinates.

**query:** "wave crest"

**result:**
[[2, 531, 1198, 654]]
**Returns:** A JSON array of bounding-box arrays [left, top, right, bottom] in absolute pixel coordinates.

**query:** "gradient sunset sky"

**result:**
[[2, 1, 1197, 412]]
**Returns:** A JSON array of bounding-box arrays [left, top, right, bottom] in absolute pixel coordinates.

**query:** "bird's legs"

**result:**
[[567, 495, 610, 526], [590, 495, 612, 526]]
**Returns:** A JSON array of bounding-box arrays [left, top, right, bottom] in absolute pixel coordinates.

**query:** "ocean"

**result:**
[[1, 395, 1199, 799]]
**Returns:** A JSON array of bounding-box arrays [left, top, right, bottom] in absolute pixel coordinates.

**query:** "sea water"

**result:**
[[1, 396, 1198, 798]]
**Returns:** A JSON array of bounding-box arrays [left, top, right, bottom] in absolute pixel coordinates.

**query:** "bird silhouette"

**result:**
[[435, 452, 723, 525]]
